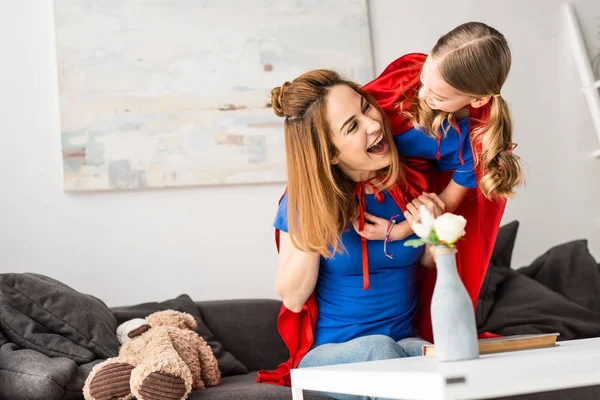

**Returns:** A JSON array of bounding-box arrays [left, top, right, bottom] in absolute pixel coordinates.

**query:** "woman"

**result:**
[[257, 70, 462, 399]]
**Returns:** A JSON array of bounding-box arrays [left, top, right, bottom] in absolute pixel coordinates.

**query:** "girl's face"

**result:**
[[325, 84, 391, 182], [419, 56, 490, 113]]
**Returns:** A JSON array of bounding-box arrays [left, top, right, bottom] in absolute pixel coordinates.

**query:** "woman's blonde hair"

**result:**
[[271, 70, 402, 257], [407, 21, 523, 199]]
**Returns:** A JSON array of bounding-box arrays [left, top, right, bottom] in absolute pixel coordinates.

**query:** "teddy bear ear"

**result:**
[[181, 312, 198, 331]]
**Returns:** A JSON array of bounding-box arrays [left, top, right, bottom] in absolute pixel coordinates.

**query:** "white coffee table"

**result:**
[[290, 337, 600, 400]]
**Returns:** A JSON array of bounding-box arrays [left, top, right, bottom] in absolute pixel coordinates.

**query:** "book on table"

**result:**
[[422, 333, 560, 357]]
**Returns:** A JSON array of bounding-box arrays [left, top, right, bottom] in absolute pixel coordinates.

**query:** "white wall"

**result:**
[[1, 1, 599, 306], [1, 1, 285, 306]]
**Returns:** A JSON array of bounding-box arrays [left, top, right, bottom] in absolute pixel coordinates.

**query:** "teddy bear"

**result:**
[[83, 310, 221, 400]]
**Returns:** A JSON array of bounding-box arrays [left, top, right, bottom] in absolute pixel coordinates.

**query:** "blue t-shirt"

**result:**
[[274, 192, 424, 345], [394, 118, 476, 188]]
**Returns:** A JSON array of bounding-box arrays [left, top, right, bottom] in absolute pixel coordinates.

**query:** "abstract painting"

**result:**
[[53, 0, 374, 191]]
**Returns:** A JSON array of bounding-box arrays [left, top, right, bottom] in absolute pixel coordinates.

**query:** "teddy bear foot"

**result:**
[[88, 362, 135, 400], [138, 372, 187, 400]]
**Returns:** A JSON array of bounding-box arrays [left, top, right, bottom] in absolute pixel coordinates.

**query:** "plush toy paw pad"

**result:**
[[139, 372, 186, 400], [89, 362, 134, 400]]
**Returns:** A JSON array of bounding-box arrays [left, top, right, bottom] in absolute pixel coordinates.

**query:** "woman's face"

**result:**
[[325, 84, 391, 182], [418, 56, 477, 113]]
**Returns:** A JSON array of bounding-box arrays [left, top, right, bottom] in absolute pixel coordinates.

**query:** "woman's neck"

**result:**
[[339, 167, 377, 184]]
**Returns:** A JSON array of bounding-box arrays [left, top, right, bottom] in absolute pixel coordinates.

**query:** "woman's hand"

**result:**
[[403, 192, 446, 227], [352, 212, 391, 241], [353, 212, 414, 242]]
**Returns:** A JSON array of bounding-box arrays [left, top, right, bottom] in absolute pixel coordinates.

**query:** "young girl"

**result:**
[[359, 22, 524, 312]]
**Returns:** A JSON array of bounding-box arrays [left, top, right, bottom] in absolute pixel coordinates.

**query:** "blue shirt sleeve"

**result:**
[[273, 192, 289, 233], [437, 118, 477, 189], [393, 118, 476, 189]]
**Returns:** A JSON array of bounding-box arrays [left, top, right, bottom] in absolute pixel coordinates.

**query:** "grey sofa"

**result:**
[[187, 299, 600, 400], [1, 270, 598, 400]]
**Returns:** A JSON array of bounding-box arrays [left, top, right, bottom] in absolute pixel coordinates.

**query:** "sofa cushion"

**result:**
[[111, 294, 248, 376], [186, 373, 331, 400], [0, 273, 119, 363]]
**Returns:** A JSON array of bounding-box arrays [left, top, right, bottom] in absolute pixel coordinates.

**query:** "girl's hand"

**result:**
[[419, 244, 437, 269], [404, 192, 446, 226], [352, 212, 393, 241]]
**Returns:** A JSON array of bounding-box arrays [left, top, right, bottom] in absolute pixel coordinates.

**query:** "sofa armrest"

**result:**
[[0, 343, 102, 400], [195, 299, 288, 372]]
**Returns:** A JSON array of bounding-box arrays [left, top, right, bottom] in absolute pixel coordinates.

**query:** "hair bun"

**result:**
[[270, 81, 291, 118]]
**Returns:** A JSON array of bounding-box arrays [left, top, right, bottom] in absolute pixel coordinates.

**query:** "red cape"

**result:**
[[257, 53, 505, 386]]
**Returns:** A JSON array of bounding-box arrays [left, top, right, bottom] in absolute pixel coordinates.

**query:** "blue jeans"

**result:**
[[298, 334, 430, 400]]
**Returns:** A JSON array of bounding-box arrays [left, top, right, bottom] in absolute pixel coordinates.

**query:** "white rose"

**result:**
[[411, 206, 434, 239], [419, 205, 435, 228], [412, 222, 432, 239], [433, 213, 467, 244]]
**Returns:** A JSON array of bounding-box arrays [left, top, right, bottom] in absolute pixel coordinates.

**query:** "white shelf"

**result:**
[[565, 3, 600, 159]]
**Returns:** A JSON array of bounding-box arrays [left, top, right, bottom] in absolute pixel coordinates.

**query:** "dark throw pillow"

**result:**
[[0, 273, 119, 363], [490, 220, 520, 268], [476, 221, 520, 327]]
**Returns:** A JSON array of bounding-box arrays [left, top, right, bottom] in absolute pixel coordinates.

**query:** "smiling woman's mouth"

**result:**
[[367, 133, 388, 154]]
